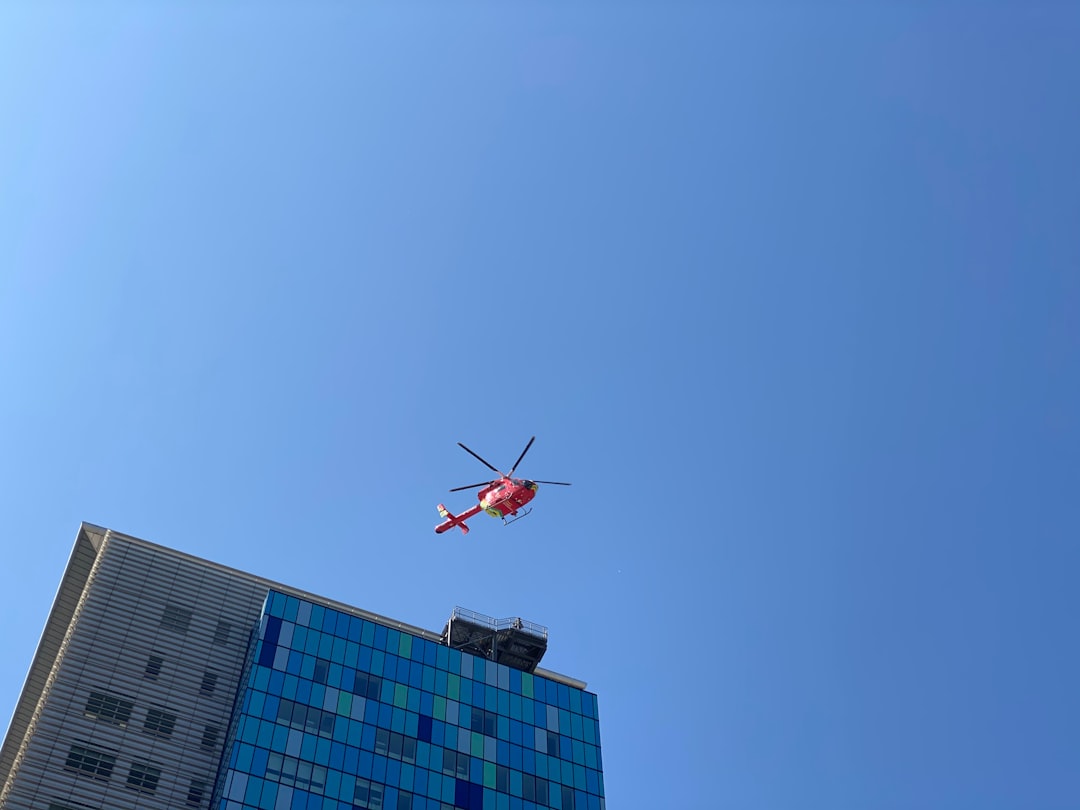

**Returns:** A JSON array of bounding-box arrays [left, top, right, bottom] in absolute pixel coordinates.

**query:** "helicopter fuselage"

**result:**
[[478, 478, 539, 518], [435, 479, 539, 535]]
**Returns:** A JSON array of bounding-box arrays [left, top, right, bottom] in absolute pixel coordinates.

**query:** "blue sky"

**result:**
[[2, 3, 1078, 808]]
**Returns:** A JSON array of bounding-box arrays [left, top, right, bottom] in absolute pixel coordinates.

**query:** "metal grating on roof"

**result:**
[[440, 606, 549, 673]]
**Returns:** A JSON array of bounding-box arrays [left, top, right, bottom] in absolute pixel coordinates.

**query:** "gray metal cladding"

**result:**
[[1, 528, 270, 810]]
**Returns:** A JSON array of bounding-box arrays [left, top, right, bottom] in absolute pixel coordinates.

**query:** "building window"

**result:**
[[201, 724, 221, 749], [470, 707, 496, 736], [126, 760, 162, 794], [374, 727, 390, 756], [83, 691, 134, 727], [441, 747, 469, 778], [276, 698, 335, 736], [48, 801, 98, 810], [265, 753, 327, 790], [187, 778, 208, 807], [144, 654, 164, 680], [160, 604, 194, 633], [354, 777, 384, 809], [199, 669, 218, 695], [213, 620, 232, 645], [143, 707, 178, 737], [375, 729, 417, 763], [523, 774, 549, 804], [353, 672, 382, 699], [64, 744, 116, 782]]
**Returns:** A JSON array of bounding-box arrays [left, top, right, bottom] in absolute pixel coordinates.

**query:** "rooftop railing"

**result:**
[[450, 606, 548, 640]]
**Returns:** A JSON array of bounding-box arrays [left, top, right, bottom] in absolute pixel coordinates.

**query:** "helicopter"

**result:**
[[435, 436, 571, 535]]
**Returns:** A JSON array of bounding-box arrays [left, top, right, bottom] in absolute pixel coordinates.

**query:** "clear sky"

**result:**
[[2, 3, 1078, 808]]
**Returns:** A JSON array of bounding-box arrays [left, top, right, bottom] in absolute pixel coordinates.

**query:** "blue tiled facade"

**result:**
[[214, 591, 604, 810]]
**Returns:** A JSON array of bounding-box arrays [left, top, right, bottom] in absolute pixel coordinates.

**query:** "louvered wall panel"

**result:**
[[1, 530, 269, 810]]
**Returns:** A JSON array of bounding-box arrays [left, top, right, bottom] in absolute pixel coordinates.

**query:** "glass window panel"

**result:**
[[186, 777, 208, 807], [361, 620, 376, 647], [84, 691, 134, 727], [144, 707, 177, 737], [126, 760, 162, 794], [160, 604, 193, 634], [375, 728, 391, 755], [573, 740, 586, 766], [144, 654, 164, 680], [282, 595, 299, 622], [560, 709, 573, 736], [560, 735, 573, 760], [386, 628, 401, 653], [65, 743, 117, 781], [344, 644, 360, 671], [404, 710, 419, 738], [348, 615, 364, 643], [320, 712, 335, 735], [442, 748, 456, 776], [456, 726, 470, 754], [570, 712, 584, 741], [333, 611, 350, 638], [547, 706, 560, 732], [319, 633, 335, 659], [436, 644, 449, 671]]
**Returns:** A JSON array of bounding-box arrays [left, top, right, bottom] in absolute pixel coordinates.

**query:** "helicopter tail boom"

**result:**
[[435, 504, 471, 535]]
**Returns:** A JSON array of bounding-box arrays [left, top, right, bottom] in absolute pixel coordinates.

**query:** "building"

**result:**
[[0, 524, 604, 810]]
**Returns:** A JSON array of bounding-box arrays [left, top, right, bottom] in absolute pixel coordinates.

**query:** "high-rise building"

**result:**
[[1, 524, 604, 810]]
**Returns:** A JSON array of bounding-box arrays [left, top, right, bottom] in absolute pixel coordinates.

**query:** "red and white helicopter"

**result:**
[[435, 436, 570, 535]]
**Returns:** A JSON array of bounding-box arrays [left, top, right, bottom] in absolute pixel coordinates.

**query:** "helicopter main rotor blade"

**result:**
[[507, 436, 536, 478], [458, 442, 504, 476], [449, 481, 494, 492], [533, 480, 572, 486]]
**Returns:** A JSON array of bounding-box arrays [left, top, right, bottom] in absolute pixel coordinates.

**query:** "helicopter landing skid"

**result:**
[[503, 508, 532, 526]]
